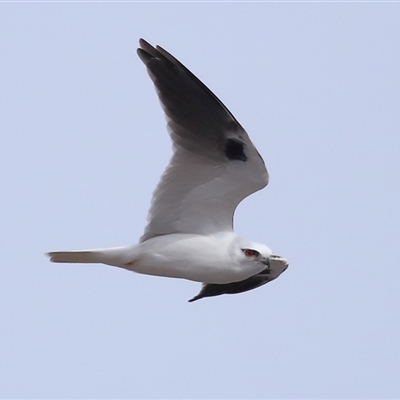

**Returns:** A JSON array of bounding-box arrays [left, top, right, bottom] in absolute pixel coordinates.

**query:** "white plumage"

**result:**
[[47, 39, 288, 301]]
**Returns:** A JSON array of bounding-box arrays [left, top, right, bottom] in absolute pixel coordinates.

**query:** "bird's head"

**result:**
[[237, 239, 289, 282], [238, 240, 272, 270]]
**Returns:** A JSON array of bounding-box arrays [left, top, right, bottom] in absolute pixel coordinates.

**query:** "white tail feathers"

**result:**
[[46, 250, 106, 264], [46, 247, 133, 267]]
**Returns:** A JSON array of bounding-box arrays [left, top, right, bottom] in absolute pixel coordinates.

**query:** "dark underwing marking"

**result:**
[[188, 269, 271, 302], [224, 138, 247, 162]]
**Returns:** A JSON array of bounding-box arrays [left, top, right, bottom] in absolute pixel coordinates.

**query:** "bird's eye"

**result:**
[[243, 249, 259, 258]]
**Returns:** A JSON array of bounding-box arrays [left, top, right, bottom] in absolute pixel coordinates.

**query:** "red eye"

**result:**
[[244, 249, 259, 258]]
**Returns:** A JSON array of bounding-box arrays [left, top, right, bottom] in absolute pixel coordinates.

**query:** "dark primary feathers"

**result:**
[[137, 38, 249, 162], [188, 256, 289, 302], [188, 268, 274, 302]]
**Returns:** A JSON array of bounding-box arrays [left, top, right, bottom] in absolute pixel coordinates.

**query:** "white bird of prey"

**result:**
[[47, 38, 288, 302]]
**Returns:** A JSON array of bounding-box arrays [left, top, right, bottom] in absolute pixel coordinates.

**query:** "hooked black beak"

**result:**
[[261, 257, 270, 269]]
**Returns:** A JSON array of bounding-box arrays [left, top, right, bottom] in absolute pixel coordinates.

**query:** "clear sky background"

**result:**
[[1, 3, 400, 398]]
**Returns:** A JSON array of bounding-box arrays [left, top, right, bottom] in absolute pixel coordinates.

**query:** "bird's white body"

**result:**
[[47, 39, 288, 300], [50, 232, 272, 284]]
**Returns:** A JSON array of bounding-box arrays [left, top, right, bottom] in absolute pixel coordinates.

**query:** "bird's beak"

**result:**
[[261, 257, 270, 269]]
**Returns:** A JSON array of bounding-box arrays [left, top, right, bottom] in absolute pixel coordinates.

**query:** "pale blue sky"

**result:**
[[1, 3, 400, 398]]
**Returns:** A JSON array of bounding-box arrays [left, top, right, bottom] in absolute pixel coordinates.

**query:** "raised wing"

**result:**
[[137, 39, 268, 242]]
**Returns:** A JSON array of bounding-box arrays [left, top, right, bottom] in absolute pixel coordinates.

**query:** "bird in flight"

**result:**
[[47, 38, 288, 302]]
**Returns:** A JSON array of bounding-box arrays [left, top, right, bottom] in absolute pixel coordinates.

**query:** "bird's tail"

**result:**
[[46, 247, 131, 267]]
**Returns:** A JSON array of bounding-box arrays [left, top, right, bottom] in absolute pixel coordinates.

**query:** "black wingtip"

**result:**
[[137, 39, 155, 64], [136, 48, 148, 63], [188, 295, 202, 303], [137, 38, 174, 67], [138, 38, 151, 50]]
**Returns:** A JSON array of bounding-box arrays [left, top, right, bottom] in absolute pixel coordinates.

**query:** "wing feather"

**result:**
[[137, 39, 268, 242]]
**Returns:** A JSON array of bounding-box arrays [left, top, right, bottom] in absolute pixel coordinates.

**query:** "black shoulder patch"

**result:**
[[224, 138, 247, 161]]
